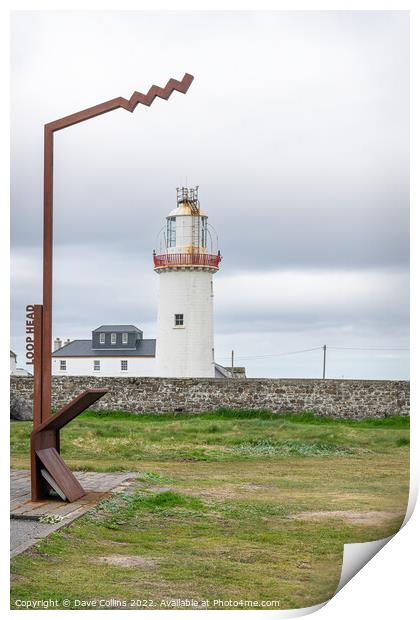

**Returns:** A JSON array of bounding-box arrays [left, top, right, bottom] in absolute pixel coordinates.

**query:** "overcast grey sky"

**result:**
[[10, 10, 409, 379]]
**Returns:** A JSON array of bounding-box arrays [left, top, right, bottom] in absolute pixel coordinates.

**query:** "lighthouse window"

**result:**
[[121, 360, 128, 371], [111, 333, 117, 345], [94, 360, 100, 372], [122, 332, 128, 344], [59, 360, 66, 371], [201, 217, 208, 247], [167, 217, 176, 247], [99, 332, 105, 344], [174, 313, 184, 326]]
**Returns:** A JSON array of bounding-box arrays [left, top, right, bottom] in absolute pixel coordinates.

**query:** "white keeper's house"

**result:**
[[52, 187, 243, 379], [52, 325, 156, 377]]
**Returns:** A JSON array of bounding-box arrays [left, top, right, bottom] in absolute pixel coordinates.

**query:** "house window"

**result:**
[[94, 360, 100, 372], [174, 313, 184, 326], [111, 333, 117, 345], [122, 333, 128, 345], [99, 332, 105, 344], [59, 360, 66, 371], [121, 360, 128, 371], [167, 217, 176, 247]]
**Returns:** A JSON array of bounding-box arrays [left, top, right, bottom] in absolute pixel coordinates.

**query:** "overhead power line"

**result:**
[[218, 345, 409, 362], [329, 346, 409, 351], [218, 347, 322, 361]]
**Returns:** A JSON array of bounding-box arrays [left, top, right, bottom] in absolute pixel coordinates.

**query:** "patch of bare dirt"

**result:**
[[243, 483, 277, 490], [179, 487, 237, 500], [95, 555, 157, 568], [11, 574, 25, 585], [292, 510, 404, 526]]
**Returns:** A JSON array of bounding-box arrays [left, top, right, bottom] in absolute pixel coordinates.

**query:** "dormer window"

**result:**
[[111, 333, 117, 345], [99, 333, 105, 344], [122, 333, 128, 345]]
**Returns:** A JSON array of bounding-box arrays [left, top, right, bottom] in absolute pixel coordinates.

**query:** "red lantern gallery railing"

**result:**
[[153, 252, 221, 269]]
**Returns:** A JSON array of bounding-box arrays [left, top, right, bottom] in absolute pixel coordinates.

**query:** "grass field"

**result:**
[[10, 410, 410, 610]]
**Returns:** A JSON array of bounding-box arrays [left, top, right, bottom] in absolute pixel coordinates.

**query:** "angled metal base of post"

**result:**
[[30, 387, 108, 502], [29, 302, 108, 503], [30, 303, 108, 502]]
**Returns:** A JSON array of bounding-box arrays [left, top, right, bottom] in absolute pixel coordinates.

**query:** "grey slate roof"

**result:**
[[52, 339, 156, 358], [93, 325, 142, 333], [215, 363, 231, 378]]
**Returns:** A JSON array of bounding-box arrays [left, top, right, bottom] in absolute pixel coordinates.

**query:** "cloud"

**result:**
[[214, 267, 409, 333], [10, 11, 409, 379]]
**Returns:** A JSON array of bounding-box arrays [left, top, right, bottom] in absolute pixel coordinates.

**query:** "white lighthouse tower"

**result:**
[[154, 187, 221, 377]]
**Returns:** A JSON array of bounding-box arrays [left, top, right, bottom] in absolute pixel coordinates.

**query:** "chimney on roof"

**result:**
[[54, 338, 62, 351], [64, 338, 71, 346]]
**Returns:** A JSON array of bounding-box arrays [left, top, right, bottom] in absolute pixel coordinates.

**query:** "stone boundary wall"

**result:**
[[10, 376, 410, 419]]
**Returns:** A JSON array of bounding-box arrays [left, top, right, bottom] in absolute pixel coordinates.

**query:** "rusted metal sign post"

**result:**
[[30, 73, 194, 502]]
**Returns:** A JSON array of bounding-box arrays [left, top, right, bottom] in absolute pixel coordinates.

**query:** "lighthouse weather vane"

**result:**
[[30, 73, 194, 502]]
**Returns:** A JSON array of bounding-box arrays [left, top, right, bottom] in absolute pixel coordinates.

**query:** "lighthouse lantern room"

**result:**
[[154, 187, 221, 377]]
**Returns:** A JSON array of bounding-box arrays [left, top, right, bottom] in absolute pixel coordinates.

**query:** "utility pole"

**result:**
[[231, 350, 234, 378], [322, 345, 327, 379]]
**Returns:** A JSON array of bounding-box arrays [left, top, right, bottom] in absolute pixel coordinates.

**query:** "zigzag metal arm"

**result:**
[[32, 73, 194, 501], [39, 72, 194, 421], [46, 73, 194, 131]]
